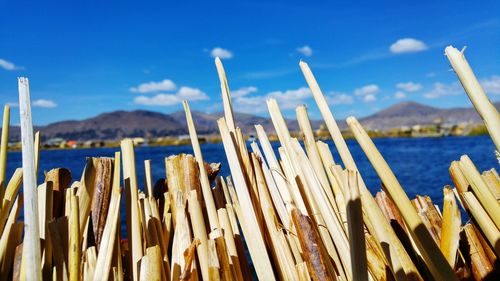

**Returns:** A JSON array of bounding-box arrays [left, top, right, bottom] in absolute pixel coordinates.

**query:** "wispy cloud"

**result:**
[[134, 86, 208, 106], [312, 51, 392, 70], [130, 79, 176, 93], [231, 86, 258, 98], [396, 82, 422, 92], [296, 45, 313, 57], [389, 38, 428, 54], [240, 68, 297, 79], [0, 58, 21, 71], [210, 47, 233, 59], [423, 82, 461, 99], [326, 92, 353, 105], [481, 75, 500, 95], [354, 84, 380, 102], [33, 99, 57, 108], [354, 84, 379, 96], [423, 75, 500, 99], [394, 91, 406, 99], [233, 87, 311, 113]]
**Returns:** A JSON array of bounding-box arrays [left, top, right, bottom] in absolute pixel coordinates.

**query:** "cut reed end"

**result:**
[[214, 57, 226, 79], [444, 45, 457, 55], [298, 60, 308, 67], [295, 104, 307, 115], [216, 117, 225, 126], [17, 77, 29, 84], [459, 154, 471, 163], [346, 116, 358, 126], [120, 138, 133, 147], [445, 45, 467, 58], [266, 98, 277, 105]]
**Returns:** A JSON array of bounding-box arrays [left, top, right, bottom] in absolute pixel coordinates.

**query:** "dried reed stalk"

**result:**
[[18, 77, 42, 281], [255, 124, 307, 216], [208, 239, 221, 281], [440, 187, 461, 267], [346, 170, 368, 281], [170, 190, 193, 281], [445, 46, 500, 151], [0, 168, 22, 237], [252, 153, 299, 280], [0, 105, 9, 200], [38, 182, 53, 280], [69, 193, 80, 281], [218, 117, 276, 281], [300, 61, 420, 281], [463, 224, 494, 280], [214, 57, 236, 133], [91, 157, 114, 249], [296, 106, 335, 209], [140, 246, 162, 281], [458, 155, 500, 230], [183, 101, 220, 230], [187, 190, 209, 281], [482, 169, 500, 201], [0, 195, 22, 278], [347, 116, 458, 281], [462, 192, 500, 256], [144, 160, 154, 197], [290, 139, 352, 277], [77, 157, 98, 235], [121, 139, 144, 281], [93, 152, 122, 281]]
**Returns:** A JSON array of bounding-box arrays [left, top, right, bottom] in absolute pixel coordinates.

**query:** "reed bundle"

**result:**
[[0, 46, 497, 280]]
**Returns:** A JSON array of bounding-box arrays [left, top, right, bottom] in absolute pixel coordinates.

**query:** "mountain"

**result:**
[[358, 101, 500, 130], [4, 101, 499, 142], [8, 110, 186, 142]]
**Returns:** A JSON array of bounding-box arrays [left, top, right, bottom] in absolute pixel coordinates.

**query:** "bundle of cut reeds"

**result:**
[[0, 46, 497, 280]]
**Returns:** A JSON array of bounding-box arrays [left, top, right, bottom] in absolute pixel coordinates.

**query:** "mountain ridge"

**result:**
[[4, 101, 499, 142]]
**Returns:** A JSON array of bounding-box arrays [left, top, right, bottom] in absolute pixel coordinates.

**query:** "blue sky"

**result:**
[[0, 0, 499, 125]]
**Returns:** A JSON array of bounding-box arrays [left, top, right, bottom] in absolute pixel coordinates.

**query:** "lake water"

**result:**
[[5, 136, 499, 236]]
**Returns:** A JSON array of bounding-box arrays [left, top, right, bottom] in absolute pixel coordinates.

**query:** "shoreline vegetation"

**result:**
[[0, 46, 498, 280], [4, 123, 491, 151]]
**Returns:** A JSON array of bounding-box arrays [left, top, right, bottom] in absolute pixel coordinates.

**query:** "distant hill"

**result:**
[[358, 101, 500, 130], [4, 101, 499, 141]]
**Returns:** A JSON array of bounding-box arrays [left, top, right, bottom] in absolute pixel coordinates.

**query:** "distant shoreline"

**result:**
[[5, 134, 491, 153]]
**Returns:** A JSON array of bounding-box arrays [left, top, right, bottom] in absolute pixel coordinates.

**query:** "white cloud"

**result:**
[[130, 79, 176, 93], [296, 45, 313, 57], [233, 87, 311, 113], [33, 99, 57, 108], [134, 94, 179, 106], [396, 82, 422, 92], [210, 47, 233, 59], [363, 94, 376, 102], [423, 82, 462, 99], [176, 87, 209, 100], [394, 91, 406, 99], [389, 38, 428, 54], [354, 84, 380, 96], [0, 59, 19, 71], [267, 87, 311, 109], [481, 75, 500, 95], [232, 86, 258, 98], [134, 87, 208, 106], [326, 92, 353, 105]]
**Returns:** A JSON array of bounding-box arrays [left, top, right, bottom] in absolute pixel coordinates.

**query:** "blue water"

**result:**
[[5, 136, 499, 236]]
